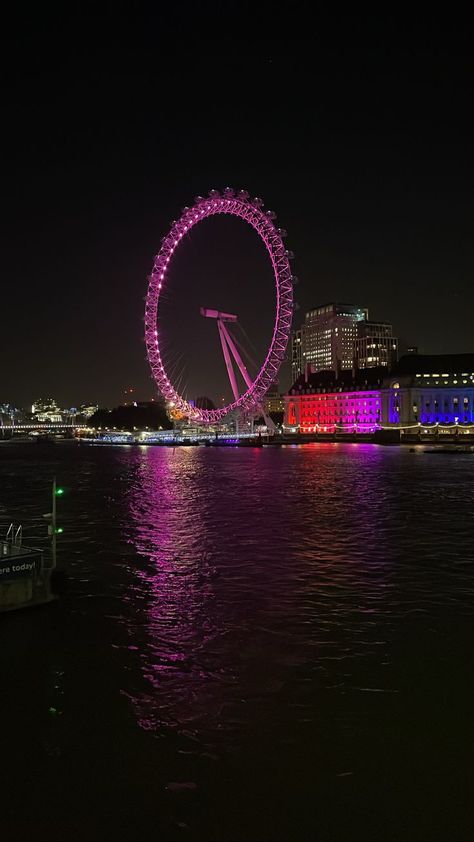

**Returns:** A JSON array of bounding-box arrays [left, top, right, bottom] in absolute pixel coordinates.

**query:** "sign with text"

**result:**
[[0, 553, 41, 581]]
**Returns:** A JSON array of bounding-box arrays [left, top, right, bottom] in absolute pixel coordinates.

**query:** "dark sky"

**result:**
[[2, 4, 473, 408]]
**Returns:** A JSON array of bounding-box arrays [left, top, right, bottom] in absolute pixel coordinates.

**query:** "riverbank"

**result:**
[[1, 431, 474, 449]]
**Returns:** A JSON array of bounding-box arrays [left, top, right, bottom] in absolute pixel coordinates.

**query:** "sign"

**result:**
[[0, 553, 41, 581]]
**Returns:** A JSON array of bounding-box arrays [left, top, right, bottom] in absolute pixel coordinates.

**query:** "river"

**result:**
[[1, 442, 473, 841]]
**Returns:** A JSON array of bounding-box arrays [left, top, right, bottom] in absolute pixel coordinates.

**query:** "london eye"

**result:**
[[144, 188, 295, 425]]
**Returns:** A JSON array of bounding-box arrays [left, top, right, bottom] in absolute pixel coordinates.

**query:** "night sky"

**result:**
[[3, 5, 473, 408]]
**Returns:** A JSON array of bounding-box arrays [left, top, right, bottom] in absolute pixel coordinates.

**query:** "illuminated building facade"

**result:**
[[31, 398, 63, 423], [285, 368, 384, 432], [285, 354, 474, 432], [302, 303, 368, 374], [355, 321, 398, 369], [383, 354, 474, 425]]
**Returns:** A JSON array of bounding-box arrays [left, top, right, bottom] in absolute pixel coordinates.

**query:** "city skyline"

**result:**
[[2, 7, 473, 407], [2, 11, 474, 840]]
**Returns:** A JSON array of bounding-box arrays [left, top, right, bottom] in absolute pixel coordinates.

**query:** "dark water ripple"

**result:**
[[0, 443, 473, 841]]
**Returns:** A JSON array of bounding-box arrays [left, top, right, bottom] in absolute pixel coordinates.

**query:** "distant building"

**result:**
[[383, 354, 474, 425], [31, 398, 63, 423], [291, 329, 303, 383], [265, 396, 284, 415], [264, 381, 284, 414], [302, 303, 368, 374], [0, 404, 24, 423], [79, 404, 98, 419], [354, 321, 398, 369]]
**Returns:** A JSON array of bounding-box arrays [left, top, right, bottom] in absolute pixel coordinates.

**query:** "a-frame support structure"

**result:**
[[200, 308, 276, 433]]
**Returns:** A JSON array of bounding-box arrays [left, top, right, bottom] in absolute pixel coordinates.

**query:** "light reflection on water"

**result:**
[[1, 443, 474, 841], [118, 444, 474, 752]]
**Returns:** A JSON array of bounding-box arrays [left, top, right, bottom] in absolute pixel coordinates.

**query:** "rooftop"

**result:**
[[306, 302, 367, 315], [290, 367, 386, 393]]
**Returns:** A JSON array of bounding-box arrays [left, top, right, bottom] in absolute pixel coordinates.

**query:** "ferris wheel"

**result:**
[[144, 188, 295, 425]]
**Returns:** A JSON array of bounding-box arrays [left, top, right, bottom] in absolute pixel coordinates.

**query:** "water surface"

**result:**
[[1, 443, 473, 841]]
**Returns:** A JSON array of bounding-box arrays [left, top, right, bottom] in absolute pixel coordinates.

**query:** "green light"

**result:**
[[55, 488, 64, 496], [55, 527, 64, 534]]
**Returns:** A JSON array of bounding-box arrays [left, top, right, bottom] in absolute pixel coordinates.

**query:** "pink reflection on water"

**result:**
[[120, 447, 229, 735], [117, 444, 395, 739]]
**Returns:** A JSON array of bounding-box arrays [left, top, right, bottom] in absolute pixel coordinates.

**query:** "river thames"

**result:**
[[1, 443, 473, 841]]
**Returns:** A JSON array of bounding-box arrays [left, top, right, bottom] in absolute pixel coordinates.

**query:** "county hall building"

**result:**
[[285, 354, 474, 432]]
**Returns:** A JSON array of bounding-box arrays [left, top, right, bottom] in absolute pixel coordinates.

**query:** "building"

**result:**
[[0, 404, 26, 426], [284, 353, 474, 432], [291, 328, 303, 383], [302, 303, 368, 374], [383, 354, 474, 425], [264, 394, 285, 414], [31, 399, 63, 423], [354, 321, 398, 369], [264, 381, 284, 414], [285, 368, 384, 432], [78, 404, 99, 420]]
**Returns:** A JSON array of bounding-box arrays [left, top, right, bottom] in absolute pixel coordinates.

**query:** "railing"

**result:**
[[1, 423, 79, 430], [1, 540, 42, 558]]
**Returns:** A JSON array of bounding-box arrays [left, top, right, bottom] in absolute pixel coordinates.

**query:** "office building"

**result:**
[[291, 329, 303, 383], [302, 303, 368, 373], [354, 321, 398, 369]]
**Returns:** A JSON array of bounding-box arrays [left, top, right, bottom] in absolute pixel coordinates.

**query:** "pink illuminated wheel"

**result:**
[[145, 188, 294, 424]]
